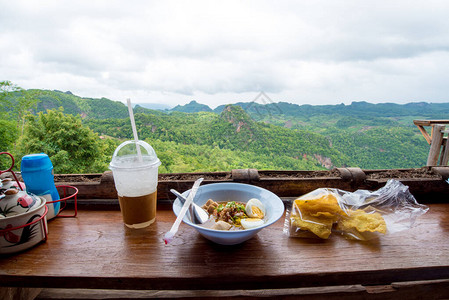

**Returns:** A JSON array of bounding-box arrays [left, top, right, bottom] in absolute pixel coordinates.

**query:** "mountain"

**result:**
[[7, 89, 449, 124], [135, 103, 172, 110], [172, 100, 213, 113], [4, 89, 130, 119]]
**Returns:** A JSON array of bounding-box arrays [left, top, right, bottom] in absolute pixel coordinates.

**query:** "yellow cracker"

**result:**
[[294, 193, 345, 216], [291, 214, 333, 239], [339, 209, 387, 234]]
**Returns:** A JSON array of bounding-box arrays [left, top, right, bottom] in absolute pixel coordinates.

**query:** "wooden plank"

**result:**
[[33, 279, 449, 299], [413, 120, 449, 126], [1, 204, 449, 291], [36, 286, 367, 299]]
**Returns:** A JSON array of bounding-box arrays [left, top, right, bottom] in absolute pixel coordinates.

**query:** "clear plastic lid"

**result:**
[[109, 140, 161, 170]]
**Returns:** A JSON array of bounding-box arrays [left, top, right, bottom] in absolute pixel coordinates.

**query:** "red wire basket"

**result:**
[[1, 152, 79, 218], [49, 185, 79, 218], [0, 152, 23, 191]]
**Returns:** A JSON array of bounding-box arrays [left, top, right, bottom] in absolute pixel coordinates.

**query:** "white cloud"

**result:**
[[1, 0, 449, 108]]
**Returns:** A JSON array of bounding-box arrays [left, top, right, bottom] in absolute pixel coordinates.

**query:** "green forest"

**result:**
[[0, 81, 441, 174]]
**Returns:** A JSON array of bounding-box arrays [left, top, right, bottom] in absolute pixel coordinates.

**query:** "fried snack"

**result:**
[[291, 193, 345, 239], [337, 209, 387, 234], [290, 192, 387, 240], [294, 193, 345, 218], [291, 214, 334, 239]]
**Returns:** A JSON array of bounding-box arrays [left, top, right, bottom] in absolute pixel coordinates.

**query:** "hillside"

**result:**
[[213, 101, 449, 119], [7, 89, 129, 119], [84, 103, 430, 170], [85, 105, 345, 171], [2, 89, 439, 171]]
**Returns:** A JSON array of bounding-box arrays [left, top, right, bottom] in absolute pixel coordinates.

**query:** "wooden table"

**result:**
[[413, 120, 449, 144], [1, 201, 449, 299], [414, 120, 449, 166]]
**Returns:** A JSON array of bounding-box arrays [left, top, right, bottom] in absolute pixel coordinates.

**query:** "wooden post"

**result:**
[[426, 124, 445, 166], [441, 130, 449, 165]]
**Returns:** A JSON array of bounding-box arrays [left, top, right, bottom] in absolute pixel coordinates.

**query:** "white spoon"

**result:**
[[170, 189, 209, 224], [164, 178, 203, 244]]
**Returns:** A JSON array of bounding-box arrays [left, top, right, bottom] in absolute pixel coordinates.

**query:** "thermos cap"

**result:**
[[21, 153, 54, 172]]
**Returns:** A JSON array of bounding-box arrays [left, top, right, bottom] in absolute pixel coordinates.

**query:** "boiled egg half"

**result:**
[[241, 218, 264, 229], [245, 198, 265, 219]]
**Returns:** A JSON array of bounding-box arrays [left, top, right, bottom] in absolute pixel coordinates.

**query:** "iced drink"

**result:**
[[109, 140, 161, 228]]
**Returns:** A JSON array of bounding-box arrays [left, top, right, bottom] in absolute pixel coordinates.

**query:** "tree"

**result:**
[[17, 108, 110, 173], [0, 119, 17, 170], [0, 80, 22, 103], [0, 81, 21, 169], [0, 81, 39, 151], [12, 89, 40, 136]]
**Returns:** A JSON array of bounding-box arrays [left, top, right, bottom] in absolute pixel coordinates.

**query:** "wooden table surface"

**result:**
[[1, 202, 449, 292]]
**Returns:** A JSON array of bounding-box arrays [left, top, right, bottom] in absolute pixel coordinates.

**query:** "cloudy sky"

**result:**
[[1, 1, 449, 108]]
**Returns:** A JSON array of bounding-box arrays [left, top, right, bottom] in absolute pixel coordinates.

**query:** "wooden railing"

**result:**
[[42, 167, 449, 204]]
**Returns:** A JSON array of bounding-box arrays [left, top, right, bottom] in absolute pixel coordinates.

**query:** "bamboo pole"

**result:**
[[426, 124, 445, 166]]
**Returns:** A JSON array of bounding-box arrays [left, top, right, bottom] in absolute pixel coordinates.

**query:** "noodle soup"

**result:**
[[201, 198, 266, 231]]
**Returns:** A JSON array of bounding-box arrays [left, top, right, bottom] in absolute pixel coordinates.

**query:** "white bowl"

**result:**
[[172, 183, 285, 245], [0, 197, 48, 254]]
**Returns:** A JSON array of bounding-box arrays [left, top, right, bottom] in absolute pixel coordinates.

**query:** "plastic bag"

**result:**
[[284, 179, 429, 240]]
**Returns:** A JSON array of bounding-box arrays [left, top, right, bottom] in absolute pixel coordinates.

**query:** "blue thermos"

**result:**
[[21, 153, 60, 217]]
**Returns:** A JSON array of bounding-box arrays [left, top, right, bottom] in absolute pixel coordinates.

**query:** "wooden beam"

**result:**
[[416, 125, 432, 144]]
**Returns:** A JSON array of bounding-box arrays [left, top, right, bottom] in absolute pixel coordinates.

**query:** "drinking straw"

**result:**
[[164, 177, 204, 244], [127, 98, 143, 162]]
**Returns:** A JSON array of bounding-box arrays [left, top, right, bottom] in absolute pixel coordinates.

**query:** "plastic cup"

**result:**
[[109, 140, 161, 229]]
